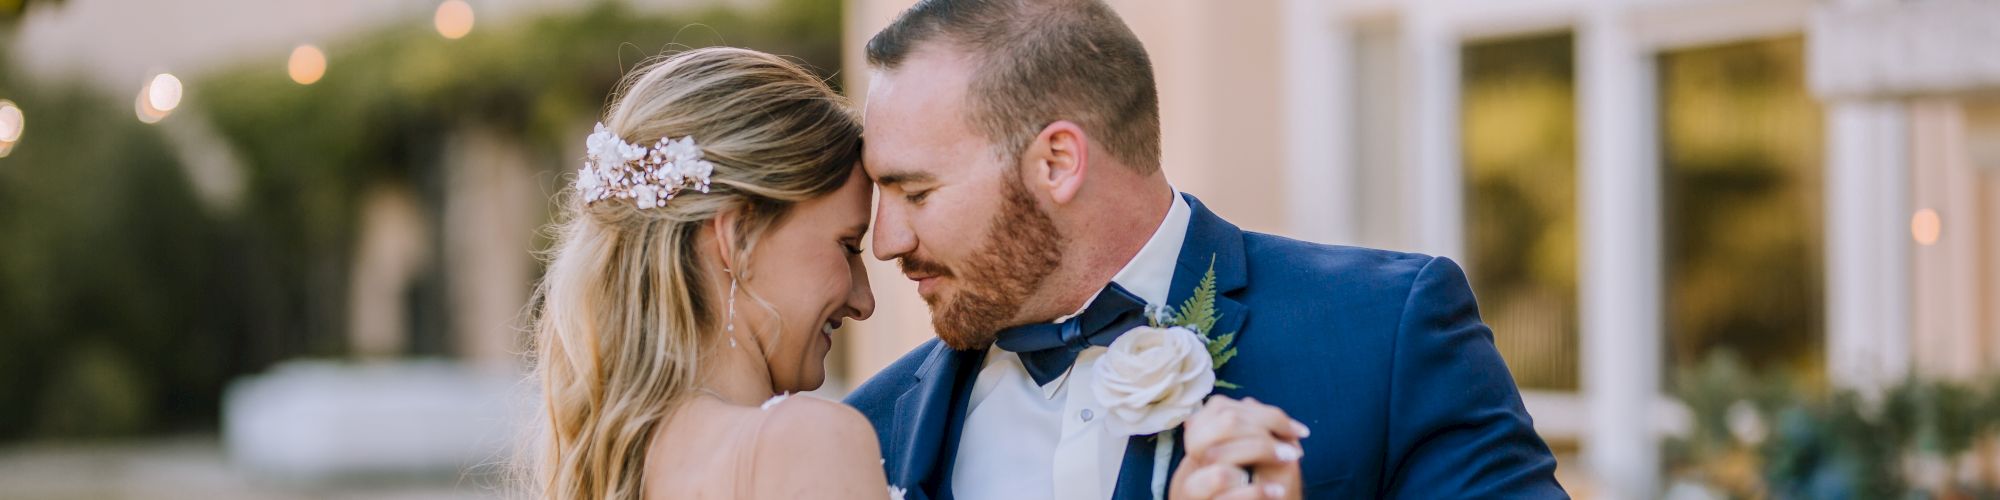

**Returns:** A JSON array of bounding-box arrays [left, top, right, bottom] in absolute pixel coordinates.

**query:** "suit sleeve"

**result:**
[[1380, 256, 1567, 499]]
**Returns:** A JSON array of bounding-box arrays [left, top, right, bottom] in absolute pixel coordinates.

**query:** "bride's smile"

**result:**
[[707, 166, 877, 393]]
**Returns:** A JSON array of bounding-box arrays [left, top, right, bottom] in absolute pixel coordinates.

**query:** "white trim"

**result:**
[[1401, 9, 1465, 259], [1825, 100, 1913, 392], [1520, 390, 1692, 442], [1809, 0, 2000, 99], [1629, 0, 1813, 51], [1579, 5, 1665, 499], [1280, 0, 1352, 244], [1435, 1, 1579, 42]]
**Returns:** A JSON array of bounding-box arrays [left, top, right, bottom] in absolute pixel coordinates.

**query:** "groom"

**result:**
[[846, 0, 1566, 499]]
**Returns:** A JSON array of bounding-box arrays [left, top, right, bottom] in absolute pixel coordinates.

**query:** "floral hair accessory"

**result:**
[[575, 122, 715, 209]]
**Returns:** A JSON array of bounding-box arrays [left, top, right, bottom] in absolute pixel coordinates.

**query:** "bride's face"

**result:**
[[736, 167, 876, 392]]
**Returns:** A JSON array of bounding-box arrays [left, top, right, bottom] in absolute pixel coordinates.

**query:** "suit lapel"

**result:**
[[1112, 194, 1250, 499], [1110, 429, 1192, 500], [1168, 194, 1250, 383], [888, 343, 985, 500], [1166, 195, 1250, 336]]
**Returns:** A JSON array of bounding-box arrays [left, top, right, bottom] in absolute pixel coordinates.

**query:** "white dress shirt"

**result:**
[[951, 191, 1192, 500]]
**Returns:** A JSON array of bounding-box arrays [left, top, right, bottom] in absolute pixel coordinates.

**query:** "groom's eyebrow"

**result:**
[[874, 171, 935, 188]]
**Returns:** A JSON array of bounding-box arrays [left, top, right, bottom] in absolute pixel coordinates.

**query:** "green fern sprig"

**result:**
[[1164, 254, 1240, 390]]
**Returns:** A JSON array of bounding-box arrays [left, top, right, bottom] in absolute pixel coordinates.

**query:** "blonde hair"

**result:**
[[527, 47, 862, 500]]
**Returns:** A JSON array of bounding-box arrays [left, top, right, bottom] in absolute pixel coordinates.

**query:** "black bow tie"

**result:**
[[993, 283, 1154, 386]]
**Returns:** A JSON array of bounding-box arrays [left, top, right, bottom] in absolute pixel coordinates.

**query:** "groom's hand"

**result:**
[[1170, 396, 1308, 500]]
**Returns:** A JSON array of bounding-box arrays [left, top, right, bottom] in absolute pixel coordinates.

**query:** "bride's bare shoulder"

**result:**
[[750, 394, 890, 499]]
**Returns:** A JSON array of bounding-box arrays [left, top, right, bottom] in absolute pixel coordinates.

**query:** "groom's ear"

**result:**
[[1030, 120, 1088, 205]]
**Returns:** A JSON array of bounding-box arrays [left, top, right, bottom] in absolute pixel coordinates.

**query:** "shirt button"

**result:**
[[1080, 409, 1095, 422]]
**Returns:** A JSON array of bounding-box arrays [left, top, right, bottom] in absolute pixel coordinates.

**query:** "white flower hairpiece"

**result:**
[[576, 122, 715, 209]]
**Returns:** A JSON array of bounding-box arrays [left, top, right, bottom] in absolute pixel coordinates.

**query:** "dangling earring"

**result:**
[[725, 269, 740, 348]]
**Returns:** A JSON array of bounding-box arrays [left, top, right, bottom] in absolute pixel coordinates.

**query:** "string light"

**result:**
[[135, 74, 180, 124], [0, 100, 21, 158], [435, 0, 474, 40], [289, 45, 328, 85], [1912, 208, 1941, 246], [136, 92, 168, 124], [147, 73, 183, 112]]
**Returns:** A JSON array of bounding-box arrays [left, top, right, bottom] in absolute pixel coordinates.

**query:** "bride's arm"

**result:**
[[750, 396, 894, 500]]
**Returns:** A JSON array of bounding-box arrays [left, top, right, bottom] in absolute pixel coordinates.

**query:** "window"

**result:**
[[1659, 36, 1825, 385], [1461, 33, 1579, 390]]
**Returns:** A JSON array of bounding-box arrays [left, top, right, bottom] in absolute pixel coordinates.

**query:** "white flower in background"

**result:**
[[1725, 400, 1766, 445], [887, 485, 907, 500], [1662, 479, 1727, 500], [1093, 326, 1215, 436]]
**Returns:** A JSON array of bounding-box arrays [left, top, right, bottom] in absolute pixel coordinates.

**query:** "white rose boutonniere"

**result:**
[[1094, 325, 1215, 436], [1092, 255, 1242, 438]]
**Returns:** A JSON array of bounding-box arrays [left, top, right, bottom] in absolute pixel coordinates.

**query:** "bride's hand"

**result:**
[[1169, 396, 1308, 500]]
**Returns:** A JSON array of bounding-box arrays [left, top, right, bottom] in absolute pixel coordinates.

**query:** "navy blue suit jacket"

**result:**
[[846, 194, 1566, 499]]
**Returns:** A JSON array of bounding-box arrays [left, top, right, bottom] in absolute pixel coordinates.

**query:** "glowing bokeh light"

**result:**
[[435, 0, 474, 40], [147, 73, 183, 112], [0, 100, 20, 158], [1912, 208, 1941, 246], [136, 89, 170, 124], [0, 100, 21, 142], [289, 45, 328, 85]]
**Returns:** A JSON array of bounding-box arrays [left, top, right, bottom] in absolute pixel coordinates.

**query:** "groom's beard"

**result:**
[[901, 173, 1064, 350]]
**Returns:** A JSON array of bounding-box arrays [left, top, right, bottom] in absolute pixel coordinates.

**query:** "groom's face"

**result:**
[[862, 48, 1065, 350]]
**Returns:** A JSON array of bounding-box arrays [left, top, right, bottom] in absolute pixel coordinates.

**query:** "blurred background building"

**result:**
[[2, 0, 1998, 498]]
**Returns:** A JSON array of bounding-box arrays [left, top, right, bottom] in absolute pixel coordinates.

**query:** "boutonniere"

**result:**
[[1091, 255, 1241, 437]]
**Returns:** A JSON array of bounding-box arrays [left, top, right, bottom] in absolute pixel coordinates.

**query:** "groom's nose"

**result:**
[[872, 200, 916, 262]]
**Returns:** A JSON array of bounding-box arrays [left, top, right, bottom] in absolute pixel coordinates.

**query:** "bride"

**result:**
[[528, 47, 890, 499]]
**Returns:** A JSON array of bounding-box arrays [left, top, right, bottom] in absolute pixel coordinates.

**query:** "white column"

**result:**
[[1279, 0, 1352, 244], [1908, 101, 1967, 379], [442, 128, 540, 372], [1578, 5, 1662, 500], [1402, 8, 1464, 259], [1825, 99, 1912, 391], [347, 184, 432, 360]]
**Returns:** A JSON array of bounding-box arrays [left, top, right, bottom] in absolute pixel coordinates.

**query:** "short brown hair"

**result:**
[[866, 0, 1162, 172]]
